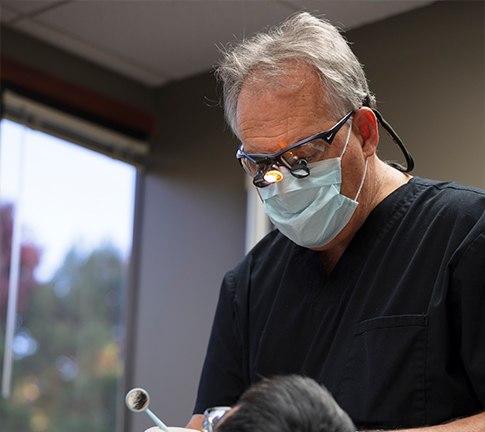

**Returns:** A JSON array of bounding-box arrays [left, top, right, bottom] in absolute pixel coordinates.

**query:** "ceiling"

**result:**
[[1, 0, 435, 87]]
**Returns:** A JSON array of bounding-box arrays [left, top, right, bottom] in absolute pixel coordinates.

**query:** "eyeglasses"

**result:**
[[236, 110, 354, 188], [202, 406, 232, 432]]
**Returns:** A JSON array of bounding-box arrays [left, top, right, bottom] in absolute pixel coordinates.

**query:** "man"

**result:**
[[187, 12, 485, 431], [214, 375, 355, 432]]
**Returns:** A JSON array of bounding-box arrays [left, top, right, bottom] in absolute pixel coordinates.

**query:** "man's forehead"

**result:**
[[241, 60, 321, 95], [236, 71, 327, 134]]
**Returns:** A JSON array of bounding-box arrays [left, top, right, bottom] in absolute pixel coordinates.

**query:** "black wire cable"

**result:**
[[362, 96, 415, 173]]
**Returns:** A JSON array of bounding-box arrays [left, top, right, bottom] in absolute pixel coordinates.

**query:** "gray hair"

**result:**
[[215, 12, 376, 138]]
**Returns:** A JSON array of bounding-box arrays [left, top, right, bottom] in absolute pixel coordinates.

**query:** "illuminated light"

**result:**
[[23, 381, 41, 402], [13, 376, 41, 404], [96, 342, 121, 374], [263, 169, 283, 183], [30, 409, 49, 432]]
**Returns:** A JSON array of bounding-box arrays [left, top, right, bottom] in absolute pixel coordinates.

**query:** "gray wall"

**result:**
[[130, 74, 245, 430], [349, 0, 485, 188], [1, 1, 484, 431]]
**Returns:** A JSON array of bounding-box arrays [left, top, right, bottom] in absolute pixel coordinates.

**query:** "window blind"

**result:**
[[2, 90, 149, 168]]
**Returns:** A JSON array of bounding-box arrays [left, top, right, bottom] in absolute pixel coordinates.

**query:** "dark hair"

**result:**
[[215, 375, 355, 432]]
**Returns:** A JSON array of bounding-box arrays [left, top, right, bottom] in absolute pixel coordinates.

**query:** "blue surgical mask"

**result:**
[[258, 121, 367, 248]]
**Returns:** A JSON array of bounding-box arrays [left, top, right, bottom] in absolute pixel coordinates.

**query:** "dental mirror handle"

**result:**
[[146, 407, 170, 432]]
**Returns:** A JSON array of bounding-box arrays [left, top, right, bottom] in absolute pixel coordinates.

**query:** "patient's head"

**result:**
[[214, 375, 355, 432]]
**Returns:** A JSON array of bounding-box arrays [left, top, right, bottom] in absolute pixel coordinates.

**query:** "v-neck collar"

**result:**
[[299, 177, 423, 281]]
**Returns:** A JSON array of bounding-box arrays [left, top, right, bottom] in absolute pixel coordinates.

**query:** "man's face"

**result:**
[[236, 62, 367, 250]]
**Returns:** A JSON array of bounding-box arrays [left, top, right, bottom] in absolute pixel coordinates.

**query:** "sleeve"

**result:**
[[450, 229, 485, 407], [193, 268, 247, 414]]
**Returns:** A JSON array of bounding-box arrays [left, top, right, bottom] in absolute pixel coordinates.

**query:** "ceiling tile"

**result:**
[[284, 0, 435, 30], [3, 0, 436, 86], [1, 6, 19, 24], [13, 18, 167, 86], [20, 0, 296, 83], [1, 1, 66, 15]]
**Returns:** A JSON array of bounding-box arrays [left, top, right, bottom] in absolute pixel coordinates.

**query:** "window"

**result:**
[[0, 118, 137, 431]]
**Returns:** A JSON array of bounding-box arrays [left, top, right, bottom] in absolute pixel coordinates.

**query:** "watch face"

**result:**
[[202, 406, 232, 432]]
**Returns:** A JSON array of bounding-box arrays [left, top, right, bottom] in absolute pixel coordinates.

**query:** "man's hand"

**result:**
[[361, 411, 485, 432], [185, 414, 204, 431]]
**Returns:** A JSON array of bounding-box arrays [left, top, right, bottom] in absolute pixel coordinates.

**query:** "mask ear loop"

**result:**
[[340, 117, 367, 201], [338, 116, 368, 202], [354, 158, 368, 201]]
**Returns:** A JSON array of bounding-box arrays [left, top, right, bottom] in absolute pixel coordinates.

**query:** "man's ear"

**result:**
[[353, 107, 379, 157]]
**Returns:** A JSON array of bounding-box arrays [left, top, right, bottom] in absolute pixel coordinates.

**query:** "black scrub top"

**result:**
[[194, 177, 485, 429]]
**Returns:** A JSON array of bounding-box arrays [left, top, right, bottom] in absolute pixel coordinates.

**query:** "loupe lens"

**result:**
[[240, 158, 259, 177], [289, 159, 309, 178]]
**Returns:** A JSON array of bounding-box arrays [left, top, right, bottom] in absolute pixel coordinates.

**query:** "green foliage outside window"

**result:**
[[0, 203, 127, 432]]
